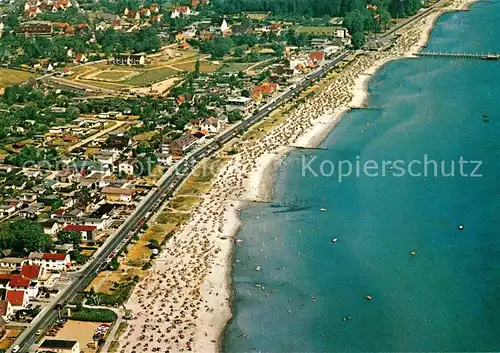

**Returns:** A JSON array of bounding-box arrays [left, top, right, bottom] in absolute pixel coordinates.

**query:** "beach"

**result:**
[[113, 0, 479, 352]]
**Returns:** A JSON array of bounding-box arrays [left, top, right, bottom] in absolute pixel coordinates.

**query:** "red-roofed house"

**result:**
[[8, 275, 30, 289], [21, 264, 42, 281], [171, 5, 191, 18], [252, 82, 279, 99], [6, 290, 28, 310], [309, 51, 325, 66], [150, 3, 160, 13], [62, 224, 96, 241], [30, 253, 70, 271]]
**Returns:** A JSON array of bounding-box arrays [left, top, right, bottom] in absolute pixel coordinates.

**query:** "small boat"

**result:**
[[236, 239, 243, 244], [255, 266, 261, 271], [458, 224, 464, 231], [343, 316, 352, 322], [483, 113, 489, 117], [365, 295, 372, 301], [332, 238, 338, 243], [410, 251, 416, 256], [320, 208, 327, 212], [483, 119, 490, 123]]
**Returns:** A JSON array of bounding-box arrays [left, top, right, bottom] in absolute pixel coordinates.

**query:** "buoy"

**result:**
[[410, 251, 416, 256], [458, 224, 464, 231], [365, 295, 372, 301]]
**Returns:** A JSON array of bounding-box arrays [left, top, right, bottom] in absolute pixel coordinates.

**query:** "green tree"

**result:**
[[0, 219, 53, 256], [57, 230, 82, 248], [351, 31, 366, 49]]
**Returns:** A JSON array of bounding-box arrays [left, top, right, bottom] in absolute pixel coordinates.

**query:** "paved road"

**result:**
[[10, 50, 350, 353]]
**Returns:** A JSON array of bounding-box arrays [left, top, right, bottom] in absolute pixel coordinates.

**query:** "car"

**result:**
[[12, 345, 20, 352], [36, 329, 43, 335], [267, 107, 273, 111]]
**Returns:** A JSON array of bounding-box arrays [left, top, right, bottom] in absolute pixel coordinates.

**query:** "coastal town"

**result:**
[[0, 0, 476, 351]]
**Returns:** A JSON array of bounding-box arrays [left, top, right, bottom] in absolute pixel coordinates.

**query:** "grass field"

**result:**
[[123, 66, 179, 86], [171, 61, 220, 72], [0, 68, 37, 88], [93, 70, 138, 81], [294, 26, 336, 34]]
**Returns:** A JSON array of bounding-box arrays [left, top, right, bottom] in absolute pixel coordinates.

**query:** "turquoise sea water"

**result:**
[[223, 2, 500, 352]]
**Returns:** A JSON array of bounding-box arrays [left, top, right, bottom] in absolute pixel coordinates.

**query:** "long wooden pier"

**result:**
[[417, 52, 500, 60]]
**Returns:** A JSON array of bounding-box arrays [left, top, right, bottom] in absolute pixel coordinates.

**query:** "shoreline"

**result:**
[[213, 0, 480, 349], [115, 0, 481, 352]]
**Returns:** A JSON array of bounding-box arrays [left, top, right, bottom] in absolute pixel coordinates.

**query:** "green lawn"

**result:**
[[124, 67, 179, 86], [94, 70, 136, 81]]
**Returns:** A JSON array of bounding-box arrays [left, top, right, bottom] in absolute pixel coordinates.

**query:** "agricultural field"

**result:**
[[0, 68, 37, 88]]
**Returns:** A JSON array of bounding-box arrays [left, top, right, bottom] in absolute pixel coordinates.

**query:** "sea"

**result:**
[[222, 1, 500, 352]]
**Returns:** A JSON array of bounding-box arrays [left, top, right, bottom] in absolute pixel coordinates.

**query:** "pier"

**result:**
[[417, 52, 500, 60]]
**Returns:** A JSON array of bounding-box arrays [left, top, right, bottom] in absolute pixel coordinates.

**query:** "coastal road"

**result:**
[[10, 51, 350, 353]]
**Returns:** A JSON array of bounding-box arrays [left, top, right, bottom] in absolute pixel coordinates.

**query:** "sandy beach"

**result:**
[[112, 1, 479, 352]]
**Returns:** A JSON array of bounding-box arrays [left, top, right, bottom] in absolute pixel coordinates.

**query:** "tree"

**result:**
[[57, 230, 82, 248], [194, 59, 200, 77], [234, 46, 245, 57], [351, 31, 366, 49], [343, 10, 365, 34], [0, 219, 53, 256]]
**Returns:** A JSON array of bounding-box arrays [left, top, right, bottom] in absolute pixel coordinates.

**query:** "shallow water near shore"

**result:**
[[223, 2, 500, 352]]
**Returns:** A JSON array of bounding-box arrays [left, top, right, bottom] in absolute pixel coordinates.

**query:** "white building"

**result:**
[[28, 252, 70, 271], [118, 159, 136, 175]]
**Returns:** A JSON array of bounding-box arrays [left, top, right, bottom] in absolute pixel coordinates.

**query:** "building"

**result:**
[[102, 187, 136, 202], [332, 27, 349, 38], [200, 117, 222, 133], [118, 159, 136, 175], [109, 54, 146, 66], [6, 290, 28, 311], [309, 51, 326, 66], [170, 5, 191, 18], [226, 96, 252, 114], [102, 134, 132, 153], [38, 339, 80, 353], [169, 134, 198, 157], [28, 252, 70, 271], [61, 224, 96, 241], [253, 83, 279, 98], [0, 258, 24, 270]]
